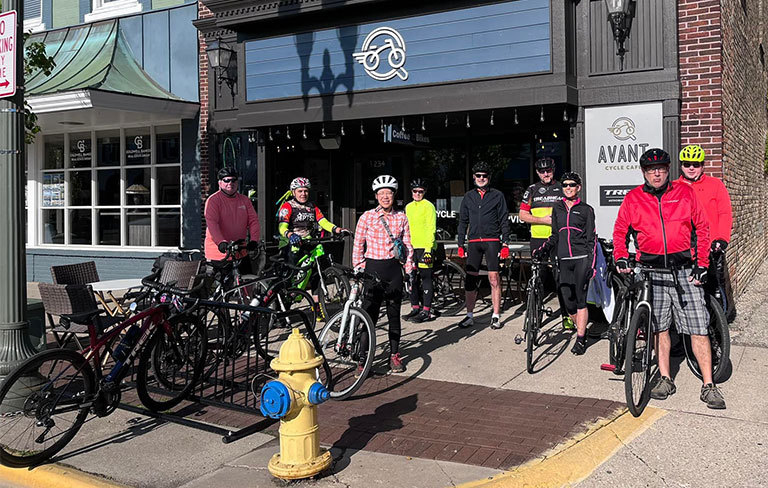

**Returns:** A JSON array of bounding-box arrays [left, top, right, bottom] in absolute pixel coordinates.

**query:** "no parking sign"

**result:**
[[0, 11, 17, 99]]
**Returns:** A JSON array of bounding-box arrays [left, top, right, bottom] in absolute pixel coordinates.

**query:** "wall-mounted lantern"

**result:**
[[206, 38, 237, 96], [604, 0, 635, 71]]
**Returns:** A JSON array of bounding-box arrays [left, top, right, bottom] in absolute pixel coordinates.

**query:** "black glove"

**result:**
[[289, 233, 302, 246], [690, 265, 708, 285], [615, 258, 630, 272], [532, 243, 550, 261], [217, 241, 228, 254], [711, 239, 728, 254], [247, 240, 260, 251]]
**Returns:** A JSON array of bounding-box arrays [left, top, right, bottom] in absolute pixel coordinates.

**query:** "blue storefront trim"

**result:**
[[27, 248, 161, 283], [245, 0, 550, 102]]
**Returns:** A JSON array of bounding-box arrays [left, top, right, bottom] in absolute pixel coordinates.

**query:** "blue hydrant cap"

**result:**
[[307, 382, 330, 405], [259, 381, 291, 419]]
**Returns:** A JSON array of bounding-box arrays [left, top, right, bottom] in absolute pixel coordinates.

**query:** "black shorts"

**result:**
[[558, 256, 591, 315], [467, 240, 501, 273]]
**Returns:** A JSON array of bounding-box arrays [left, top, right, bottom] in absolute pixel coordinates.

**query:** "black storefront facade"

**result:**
[[196, 0, 681, 251]]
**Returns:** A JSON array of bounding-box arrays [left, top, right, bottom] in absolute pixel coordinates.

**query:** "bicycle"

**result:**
[[316, 265, 381, 400], [0, 275, 207, 468], [516, 259, 553, 374]]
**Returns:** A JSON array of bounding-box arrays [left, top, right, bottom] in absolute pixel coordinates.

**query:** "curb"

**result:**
[[456, 406, 666, 488], [0, 463, 130, 488]]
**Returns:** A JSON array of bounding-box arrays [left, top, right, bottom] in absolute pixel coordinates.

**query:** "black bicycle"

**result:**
[[517, 259, 553, 374]]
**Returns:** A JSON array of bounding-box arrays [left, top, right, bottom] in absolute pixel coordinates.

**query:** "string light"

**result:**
[[286, 126, 291, 140], [341, 122, 345, 136]]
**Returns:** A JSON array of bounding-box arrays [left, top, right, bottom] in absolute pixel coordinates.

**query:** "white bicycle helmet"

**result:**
[[290, 177, 311, 190], [372, 175, 398, 192]]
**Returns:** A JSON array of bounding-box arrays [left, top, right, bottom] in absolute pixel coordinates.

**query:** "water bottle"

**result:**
[[241, 296, 262, 320], [113, 325, 141, 363]]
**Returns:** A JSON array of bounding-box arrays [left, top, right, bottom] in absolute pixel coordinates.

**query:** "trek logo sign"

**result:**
[[353, 27, 409, 81], [0, 11, 17, 98], [599, 185, 635, 206]]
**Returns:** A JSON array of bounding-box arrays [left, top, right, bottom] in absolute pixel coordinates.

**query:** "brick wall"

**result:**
[[720, 0, 768, 298], [199, 1, 213, 241]]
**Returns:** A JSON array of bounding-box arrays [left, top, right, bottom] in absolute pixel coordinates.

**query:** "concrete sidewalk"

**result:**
[[6, 261, 768, 488]]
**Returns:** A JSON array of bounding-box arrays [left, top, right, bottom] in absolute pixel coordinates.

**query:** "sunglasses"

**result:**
[[412, 189, 425, 194], [643, 166, 669, 174], [682, 162, 703, 168], [474, 173, 489, 179], [537, 168, 554, 174], [562, 182, 579, 188], [221, 177, 238, 183]]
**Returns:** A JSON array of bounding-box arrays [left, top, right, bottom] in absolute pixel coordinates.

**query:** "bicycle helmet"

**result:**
[[372, 175, 398, 192], [679, 145, 705, 163], [290, 177, 311, 190], [471, 161, 491, 174], [639, 148, 671, 167], [560, 172, 582, 186], [410, 178, 427, 190], [217, 166, 239, 180], [534, 157, 555, 170]]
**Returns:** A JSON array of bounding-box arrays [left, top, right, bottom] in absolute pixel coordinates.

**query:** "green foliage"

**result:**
[[22, 33, 56, 144]]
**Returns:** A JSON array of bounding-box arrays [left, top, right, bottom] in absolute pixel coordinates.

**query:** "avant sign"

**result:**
[[0, 11, 16, 99]]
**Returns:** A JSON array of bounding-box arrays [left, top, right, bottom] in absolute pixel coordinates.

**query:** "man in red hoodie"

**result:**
[[613, 148, 725, 409], [677, 145, 734, 322]]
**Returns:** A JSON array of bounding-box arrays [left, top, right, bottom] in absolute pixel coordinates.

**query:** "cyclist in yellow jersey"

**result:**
[[519, 157, 571, 329], [403, 178, 437, 323]]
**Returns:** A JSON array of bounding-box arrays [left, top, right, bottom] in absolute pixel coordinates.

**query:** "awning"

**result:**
[[26, 20, 198, 121]]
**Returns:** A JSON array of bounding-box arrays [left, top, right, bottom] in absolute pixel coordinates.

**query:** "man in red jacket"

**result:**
[[677, 145, 734, 322], [613, 148, 725, 409]]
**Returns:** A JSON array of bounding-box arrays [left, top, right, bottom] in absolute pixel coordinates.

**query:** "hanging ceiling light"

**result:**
[[286, 126, 291, 140], [563, 108, 569, 122], [445, 114, 449, 128], [341, 122, 345, 136], [421, 116, 426, 131], [360, 121, 365, 136], [380, 119, 385, 134], [401, 117, 405, 131], [490, 110, 495, 126], [268, 128, 273, 141], [466, 114, 471, 129], [302, 125, 307, 139], [321, 124, 326, 138], [540, 106, 545, 123], [514, 109, 519, 125]]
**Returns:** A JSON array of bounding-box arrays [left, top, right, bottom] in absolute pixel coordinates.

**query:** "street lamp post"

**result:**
[[0, 0, 37, 379], [604, 0, 634, 71]]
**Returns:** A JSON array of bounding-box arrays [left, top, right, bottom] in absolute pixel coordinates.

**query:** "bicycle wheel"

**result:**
[[318, 267, 350, 322], [198, 305, 233, 381], [525, 284, 540, 374], [624, 304, 654, 417], [136, 313, 207, 412], [254, 288, 316, 362], [317, 307, 376, 400], [0, 349, 96, 467], [608, 276, 631, 374], [683, 298, 731, 383], [434, 260, 466, 314]]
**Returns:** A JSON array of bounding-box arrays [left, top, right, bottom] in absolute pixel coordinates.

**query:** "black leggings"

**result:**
[[362, 259, 404, 355], [409, 249, 434, 310], [530, 238, 569, 318], [558, 256, 591, 315]]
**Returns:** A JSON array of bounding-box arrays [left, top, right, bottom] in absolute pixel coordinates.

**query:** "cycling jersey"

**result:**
[[676, 174, 732, 242], [457, 188, 510, 246], [405, 199, 436, 251], [544, 199, 597, 263], [204, 191, 260, 261], [519, 181, 563, 239], [277, 200, 335, 244], [613, 181, 710, 268]]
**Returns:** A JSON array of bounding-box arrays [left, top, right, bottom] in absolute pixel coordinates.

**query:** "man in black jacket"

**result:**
[[456, 162, 511, 330]]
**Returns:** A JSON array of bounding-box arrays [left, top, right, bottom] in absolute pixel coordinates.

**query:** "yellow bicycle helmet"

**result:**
[[679, 144, 705, 163]]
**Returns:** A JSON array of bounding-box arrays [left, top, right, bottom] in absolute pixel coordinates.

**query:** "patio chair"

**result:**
[[159, 260, 202, 290], [50, 261, 99, 285]]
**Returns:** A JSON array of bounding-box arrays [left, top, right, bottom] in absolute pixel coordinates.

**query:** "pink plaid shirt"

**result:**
[[353, 206, 414, 274]]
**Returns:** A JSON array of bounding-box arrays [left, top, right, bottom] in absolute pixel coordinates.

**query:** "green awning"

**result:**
[[26, 20, 181, 101]]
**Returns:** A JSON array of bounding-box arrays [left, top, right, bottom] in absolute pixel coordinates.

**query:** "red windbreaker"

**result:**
[[613, 181, 710, 268], [676, 174, 732, 242]]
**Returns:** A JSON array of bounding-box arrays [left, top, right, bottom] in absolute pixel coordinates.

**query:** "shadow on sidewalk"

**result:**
[[329, 394, 417, 473]]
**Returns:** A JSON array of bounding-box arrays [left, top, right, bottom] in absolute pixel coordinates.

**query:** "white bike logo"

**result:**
[[353, 27, 409, 81]]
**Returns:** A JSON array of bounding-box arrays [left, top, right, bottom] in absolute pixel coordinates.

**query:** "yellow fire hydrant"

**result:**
[[259, 328, 332, 480]]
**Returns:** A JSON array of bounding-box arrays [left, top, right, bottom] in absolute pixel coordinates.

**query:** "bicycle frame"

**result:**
[[335, 279, 364, 351]]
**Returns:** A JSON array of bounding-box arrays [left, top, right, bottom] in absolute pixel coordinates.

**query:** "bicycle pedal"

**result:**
[[600, 363, 616, 372], [544, 308, 553, 316], [514, 334, 523, 345]]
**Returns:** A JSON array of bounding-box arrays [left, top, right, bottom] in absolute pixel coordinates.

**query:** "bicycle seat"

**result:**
[[59, 309, 103, 329]]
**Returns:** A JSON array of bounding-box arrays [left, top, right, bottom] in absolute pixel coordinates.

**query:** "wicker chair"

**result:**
[[50, 261, 100, 285], [38, 282, 120, 350], [159, 260, 202, 290]]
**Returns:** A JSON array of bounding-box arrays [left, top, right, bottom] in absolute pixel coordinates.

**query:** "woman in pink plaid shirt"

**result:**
[[352, 175, 414, 373]]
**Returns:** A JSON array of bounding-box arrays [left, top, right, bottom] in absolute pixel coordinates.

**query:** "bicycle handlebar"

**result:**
[[333, 264, 381, 283], [140, 272, 207, 298], [268, 253, 315, 272]]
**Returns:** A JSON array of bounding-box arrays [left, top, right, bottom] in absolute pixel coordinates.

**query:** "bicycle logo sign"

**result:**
[[353, 27, 409, 81], [607, 117, 636, 141]]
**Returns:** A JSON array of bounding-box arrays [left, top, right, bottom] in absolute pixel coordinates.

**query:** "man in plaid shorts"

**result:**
[[613, 148, 726, 409]]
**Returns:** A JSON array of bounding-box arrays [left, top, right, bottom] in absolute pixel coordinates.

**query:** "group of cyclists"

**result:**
[[203, 142, 732, 410]]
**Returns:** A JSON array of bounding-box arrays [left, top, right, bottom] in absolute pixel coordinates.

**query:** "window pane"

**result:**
[[42, 209, 64, 244], [126, 211, 151, 246], [126, 168, 151, 206], [44, 135, 64, 170], [96, 130, 120, 167], [69, 132, 92, 168], [156, 127, 180, 165], [156, 209, 180, 247], [126, 128, 151, 166], [157, 166, 180, 205], [97, 169, 120, 206], [41, 172, 64, 207], [69, 210, 92, 245], [97, 210, 120, 245], [69, 171, 91, 206]]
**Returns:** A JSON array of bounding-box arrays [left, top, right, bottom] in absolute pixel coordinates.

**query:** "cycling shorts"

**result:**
[[466, 240, 501, 273], [558, 256, 591, 315]]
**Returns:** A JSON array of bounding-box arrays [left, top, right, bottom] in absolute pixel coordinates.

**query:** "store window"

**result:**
[[38, 125, 182, 248]]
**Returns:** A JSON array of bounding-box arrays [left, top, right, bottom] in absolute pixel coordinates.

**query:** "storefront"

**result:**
[[197, 0, 682, 256], [25, 4, 201, 280]]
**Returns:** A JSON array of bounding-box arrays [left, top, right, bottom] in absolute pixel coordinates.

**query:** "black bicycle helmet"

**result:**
[[560, 171, 582, 186], [534, 157, 555, 170], [217, 166, 240, 180], [639, 148, 671, 167], [471, 161, 491, 174], [410, 178, 427, 190]]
